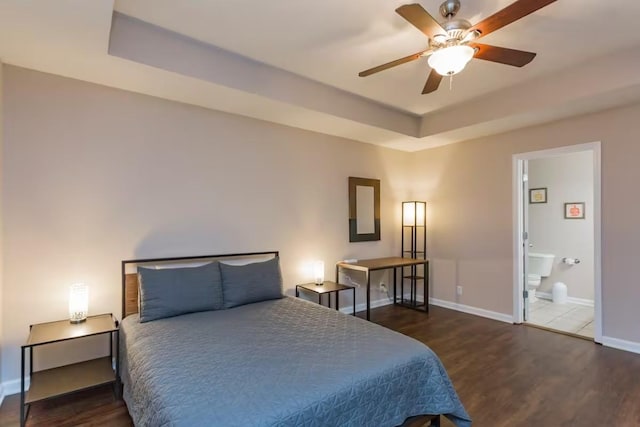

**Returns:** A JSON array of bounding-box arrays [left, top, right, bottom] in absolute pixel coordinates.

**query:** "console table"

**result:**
[[335, 257, 429, 320]]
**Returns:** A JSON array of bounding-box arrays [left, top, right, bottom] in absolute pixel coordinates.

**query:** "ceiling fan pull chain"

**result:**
[[449, 74, 453, 90]]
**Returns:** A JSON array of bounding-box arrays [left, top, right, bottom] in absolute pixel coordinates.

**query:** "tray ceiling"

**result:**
[[1, 0, 640, 151]]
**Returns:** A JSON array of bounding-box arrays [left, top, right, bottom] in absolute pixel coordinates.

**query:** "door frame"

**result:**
[[512, 141, 602, 343]]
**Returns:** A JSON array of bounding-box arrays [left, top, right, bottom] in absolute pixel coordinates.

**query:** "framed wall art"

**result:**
[[529, 188, 547, 204], [564, 202, 585, 219]]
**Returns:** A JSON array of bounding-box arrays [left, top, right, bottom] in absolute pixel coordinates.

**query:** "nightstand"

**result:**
[[296, 281, 356, 316], [20, 313, 120, 427]]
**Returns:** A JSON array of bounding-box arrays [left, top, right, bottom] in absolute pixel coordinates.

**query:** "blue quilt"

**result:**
[[120, 297, 471, 426]]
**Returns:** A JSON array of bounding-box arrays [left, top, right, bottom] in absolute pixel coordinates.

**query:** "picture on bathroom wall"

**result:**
[[529, 187, 547, 204], [564, 202, 585, 219]]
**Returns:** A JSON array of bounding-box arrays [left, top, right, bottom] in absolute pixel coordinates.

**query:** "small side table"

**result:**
[[296, 281, 356, 316], [20, 313, 120, 427]]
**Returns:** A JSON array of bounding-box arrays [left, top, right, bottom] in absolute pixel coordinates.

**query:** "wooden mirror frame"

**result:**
[[348, 177, 381, 242]]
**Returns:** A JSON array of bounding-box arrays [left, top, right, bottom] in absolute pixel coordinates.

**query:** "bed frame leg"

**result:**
[[430, 415, 440, 427]]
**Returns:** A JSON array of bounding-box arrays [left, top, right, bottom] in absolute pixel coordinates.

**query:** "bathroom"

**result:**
[[526, 150, 595, 338]]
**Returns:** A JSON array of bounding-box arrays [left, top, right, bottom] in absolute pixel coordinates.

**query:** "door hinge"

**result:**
[[523, 290, 529, 299], [523, 231, 528, 241], [522, 173, 529, 182]]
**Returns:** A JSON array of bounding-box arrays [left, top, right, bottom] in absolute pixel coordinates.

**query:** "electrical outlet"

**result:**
[[456, 286, 463, 296], [380, 283, 387, 293]]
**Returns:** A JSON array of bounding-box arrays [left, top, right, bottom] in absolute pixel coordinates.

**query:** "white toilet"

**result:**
[[527, 252, 555, 303]]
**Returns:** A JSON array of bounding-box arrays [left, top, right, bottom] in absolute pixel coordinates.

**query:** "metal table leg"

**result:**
[[366, 270, 371, 320], [424, 261, 430, 312], [401, 266, 405, 305], [115, 329, 121, 399], [352, 287, 356, 316], [20, 346, 25, 427], [393, 267, 397, 304]]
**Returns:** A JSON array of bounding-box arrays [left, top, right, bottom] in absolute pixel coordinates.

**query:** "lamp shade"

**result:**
[[403, 201, 426, 227], [313, 260, 325, 285], [69, 283, 88, 323], [428, 45, 474, 76]]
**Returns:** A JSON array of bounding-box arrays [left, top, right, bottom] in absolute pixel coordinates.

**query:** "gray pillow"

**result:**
[[220, 257, 283, 308], [138, 262, 223, 323]]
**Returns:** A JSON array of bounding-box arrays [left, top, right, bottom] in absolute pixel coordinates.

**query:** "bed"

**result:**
[[119, 252, 471, 427]]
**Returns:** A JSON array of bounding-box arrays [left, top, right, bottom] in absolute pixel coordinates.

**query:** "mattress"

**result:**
[[120, 297, 471, 426]]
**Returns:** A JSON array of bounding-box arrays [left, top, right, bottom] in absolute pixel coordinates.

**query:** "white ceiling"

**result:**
[[114, 0, 640, 114], [2, 0, 640, 151]]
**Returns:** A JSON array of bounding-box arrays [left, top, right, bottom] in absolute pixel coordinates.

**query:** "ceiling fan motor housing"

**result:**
[[439, 0, 461, 18], [434, 1, 473, 47], [442, 19, 472, 41]]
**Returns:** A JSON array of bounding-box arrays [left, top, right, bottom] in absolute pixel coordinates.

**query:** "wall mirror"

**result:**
[[348, 177, 380, 242]]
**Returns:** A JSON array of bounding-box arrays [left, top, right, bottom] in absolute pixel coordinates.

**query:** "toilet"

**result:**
[[527, 252, 555, 303]]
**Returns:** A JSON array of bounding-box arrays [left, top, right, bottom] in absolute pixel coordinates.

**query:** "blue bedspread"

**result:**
[[120, 297, 471, 426]]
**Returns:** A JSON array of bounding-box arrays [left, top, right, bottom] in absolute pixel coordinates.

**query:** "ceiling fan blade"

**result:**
[[422, 69, 443, 94], [359, 50, 429, 77], [470, 43, 536, 67], [396, 4, 447, 40], [470, 0, 557, 39]]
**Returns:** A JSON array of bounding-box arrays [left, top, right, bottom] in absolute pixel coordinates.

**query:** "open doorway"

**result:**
[[513, 142, 602, 343]]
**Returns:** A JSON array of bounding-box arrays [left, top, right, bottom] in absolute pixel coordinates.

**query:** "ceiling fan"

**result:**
[[359, 0, 558, 94]]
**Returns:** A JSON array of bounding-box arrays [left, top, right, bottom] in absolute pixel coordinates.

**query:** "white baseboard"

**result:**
[[429, 298, 514, 324], [535, 292, 594, 307], [1, 377, 29, 397], [339, 297, 393, 315], [602, 336, 640, 355], [339, 295, 514, 325]]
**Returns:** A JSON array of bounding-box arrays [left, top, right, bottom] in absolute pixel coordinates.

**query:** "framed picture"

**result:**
[[564, 202, 585, 219], [529, 188, 547, 204]]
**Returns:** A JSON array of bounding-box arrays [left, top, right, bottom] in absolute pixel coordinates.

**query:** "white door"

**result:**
[[513, 142, 601, 341], [522, 161, 530, 321]]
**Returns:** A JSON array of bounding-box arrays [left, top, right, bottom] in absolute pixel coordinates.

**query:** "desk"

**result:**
[[335, 257, 429, 320]]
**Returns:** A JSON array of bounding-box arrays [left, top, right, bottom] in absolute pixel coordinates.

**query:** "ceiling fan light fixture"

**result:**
[[427, 45, 474, 76]]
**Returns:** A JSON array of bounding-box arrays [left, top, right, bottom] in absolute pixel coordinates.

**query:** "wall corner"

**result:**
[[0, 60, 5, 391]]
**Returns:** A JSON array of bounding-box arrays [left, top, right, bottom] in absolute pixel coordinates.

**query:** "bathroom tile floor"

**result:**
[[527, 298, 594, 338]]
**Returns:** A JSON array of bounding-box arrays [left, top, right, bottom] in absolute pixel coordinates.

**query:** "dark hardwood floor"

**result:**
[[0, 385, 131, 427], [2, 304, 640, 426]]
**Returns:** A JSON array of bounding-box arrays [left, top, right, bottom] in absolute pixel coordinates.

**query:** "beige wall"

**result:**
[[0, 66, 411, 383], [3, 64, 640, 386], [529, 151, 594, 300], [0, 61, 4, 392], [413, 101, 640, 343]]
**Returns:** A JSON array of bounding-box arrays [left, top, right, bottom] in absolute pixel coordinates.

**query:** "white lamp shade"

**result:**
[[428, 45, 475, 76], [313, 261, 325, 285], [69, 283, 88, 323], [403, 202, 426, 226]]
